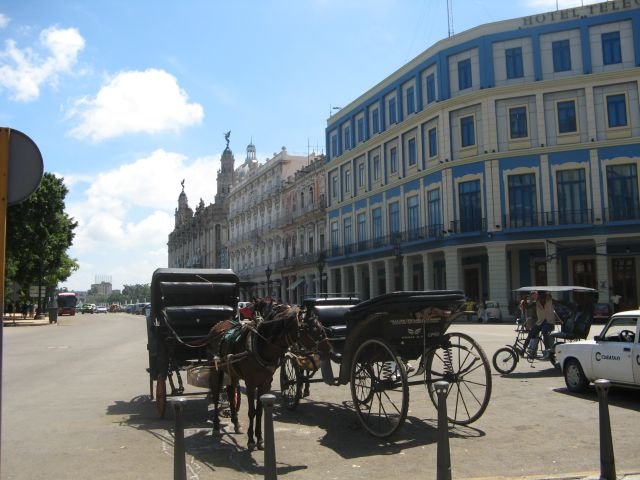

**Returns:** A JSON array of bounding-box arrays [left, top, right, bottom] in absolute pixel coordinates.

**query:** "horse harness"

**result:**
[[212, 318, 298, 380]]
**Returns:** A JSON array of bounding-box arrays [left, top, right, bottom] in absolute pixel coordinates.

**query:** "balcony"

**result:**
[[275, 253, 319, 270], [448, 218, 487, 235], [503, 209, 594, 229], [602, 206, 640, 223], [330, 226, 445, 258], [278, 198, 327, 226]]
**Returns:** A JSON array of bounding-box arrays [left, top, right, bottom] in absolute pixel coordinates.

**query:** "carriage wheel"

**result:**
[[156, 375, 167, 419], [280, 354, 301, 410], [424, 332, 491, 425], [350, 338, 409, 438], [492, 347, 518, 374]]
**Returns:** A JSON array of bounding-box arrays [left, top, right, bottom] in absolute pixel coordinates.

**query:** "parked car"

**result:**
[[478, 301, 502, 323], [555, 309, 639, 393], [593, 303, 612, 323], [134, 303, 150, 315], [95, 305, 108, 314], [80, 303, 95, 314]]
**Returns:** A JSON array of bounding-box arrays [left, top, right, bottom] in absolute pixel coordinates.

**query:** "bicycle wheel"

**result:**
[[492, 347, 518, 374], [425, 332, 492, 425]]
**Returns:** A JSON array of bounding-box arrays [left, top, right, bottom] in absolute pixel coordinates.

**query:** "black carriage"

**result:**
[[280, 290, 492, 438], [146, 268, 240, 417]]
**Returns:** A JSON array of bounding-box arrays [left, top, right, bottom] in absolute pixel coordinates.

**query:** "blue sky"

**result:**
[[0, 0, 598, 291]]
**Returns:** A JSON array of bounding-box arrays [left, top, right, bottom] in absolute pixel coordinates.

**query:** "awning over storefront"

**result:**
[[288, 277, 305, 290]]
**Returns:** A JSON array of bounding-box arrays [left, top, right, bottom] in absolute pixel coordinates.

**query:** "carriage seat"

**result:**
[[161, 305, 234, 337], [159, 281, 237, 309], [550, 310, 592, 341], [313, 305, 352, 327]]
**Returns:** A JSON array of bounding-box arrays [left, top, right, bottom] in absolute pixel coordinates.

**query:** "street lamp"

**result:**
[[393, 233, 403, 291], [317, 251, 326, 294], [265, 265, 272, 299]]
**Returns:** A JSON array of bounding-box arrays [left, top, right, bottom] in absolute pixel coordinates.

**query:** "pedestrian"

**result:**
[[481, 299, 489, 323], [21, 302, 27, 319]]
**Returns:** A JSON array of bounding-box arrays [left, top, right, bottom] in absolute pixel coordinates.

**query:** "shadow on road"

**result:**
[[493, 364, 562, 379], [106, 391, 485, 476], [106, 393, 310, 477], [273, 397, 485, 459], [553, 386, 640, 413]]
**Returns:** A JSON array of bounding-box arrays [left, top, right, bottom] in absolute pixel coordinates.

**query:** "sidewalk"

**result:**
[[3, 314, 52, 326], [467, 472, 640, 480]]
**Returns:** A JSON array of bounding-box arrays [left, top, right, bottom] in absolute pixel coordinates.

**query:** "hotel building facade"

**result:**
[[323, 1, 640, 315]]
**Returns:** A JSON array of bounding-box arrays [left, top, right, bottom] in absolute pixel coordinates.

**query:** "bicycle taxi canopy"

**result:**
[[513, 285, 598, 340], [513, 285, 598, 294]]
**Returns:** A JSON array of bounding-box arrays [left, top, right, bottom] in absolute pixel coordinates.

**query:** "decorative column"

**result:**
[[353, 264, 362, 299], [546, 241, 560, 285], [486, 242, 509, 315], [385, 258, 395, 294], [443, 247, 461, 291], [327, 268, 335, 295], [402, 256, 411, 291], [369, 261, 378, 299], [596, 240, 609, 302], [423, 252, 433, 290]]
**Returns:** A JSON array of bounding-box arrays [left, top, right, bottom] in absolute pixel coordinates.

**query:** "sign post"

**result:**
[[0, 126, 44, 472]]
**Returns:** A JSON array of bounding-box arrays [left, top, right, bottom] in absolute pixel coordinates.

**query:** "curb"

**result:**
[[3, 316, 52, 326], [464, 472, 640, 480]]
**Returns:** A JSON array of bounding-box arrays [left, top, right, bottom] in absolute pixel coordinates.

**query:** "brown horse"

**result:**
[[208, 303, 300, 450], [287, 307, 336, 398]]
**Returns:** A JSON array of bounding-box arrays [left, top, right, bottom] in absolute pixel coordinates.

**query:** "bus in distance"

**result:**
[[56, 291, 78, 316]]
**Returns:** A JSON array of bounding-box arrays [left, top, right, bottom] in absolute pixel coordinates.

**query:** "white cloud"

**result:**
[[0, 14, 9, 30], [67, 68, 204, 142], [0, 26, 84, 101], [64, 149, 220, 290]]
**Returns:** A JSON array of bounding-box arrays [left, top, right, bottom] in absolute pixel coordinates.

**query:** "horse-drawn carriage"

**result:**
[[146, 268, 241, 418], [281, 290, 493, 438]]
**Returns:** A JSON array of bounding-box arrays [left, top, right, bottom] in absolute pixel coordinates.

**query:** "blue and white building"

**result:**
[[323, 0, 640, 315]]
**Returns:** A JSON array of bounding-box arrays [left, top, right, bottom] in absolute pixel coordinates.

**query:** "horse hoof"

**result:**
[[257, 440, 264, 450], [303, 390, 310, 397], [248, 441, 256, 451], [234, 424, 242, 434]]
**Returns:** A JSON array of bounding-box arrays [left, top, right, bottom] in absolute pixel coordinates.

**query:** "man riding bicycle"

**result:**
[[521, 290, 560, 360]]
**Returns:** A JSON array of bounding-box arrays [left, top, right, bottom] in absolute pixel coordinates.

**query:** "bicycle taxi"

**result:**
[[492, 285, 598, 374]]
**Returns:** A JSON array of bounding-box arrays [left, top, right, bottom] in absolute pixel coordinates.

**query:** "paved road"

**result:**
[[2, 314, 638, 479]]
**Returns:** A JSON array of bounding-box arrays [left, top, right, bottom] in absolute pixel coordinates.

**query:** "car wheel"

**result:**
[[564, 358, 589, 393]]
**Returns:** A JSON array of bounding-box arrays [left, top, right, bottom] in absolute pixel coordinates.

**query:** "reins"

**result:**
[[159, 309, 223, 348]]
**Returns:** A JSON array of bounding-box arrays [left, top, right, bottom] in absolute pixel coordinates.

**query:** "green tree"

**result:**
[[6, 173, 79, 310], [107, 291, 125, 305], [122, 283, 151, 303]]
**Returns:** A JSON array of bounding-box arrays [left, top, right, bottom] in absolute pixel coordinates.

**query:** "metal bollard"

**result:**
[[260, 393, 278, 480], [594, 379, 616, 480], [435, 380, 452, 480], [169, 397, 187, 480]]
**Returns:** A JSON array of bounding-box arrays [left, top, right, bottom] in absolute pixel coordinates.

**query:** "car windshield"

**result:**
[[601, 316, 638, 341]]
